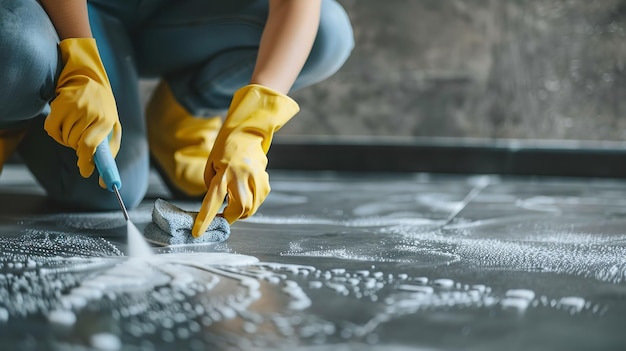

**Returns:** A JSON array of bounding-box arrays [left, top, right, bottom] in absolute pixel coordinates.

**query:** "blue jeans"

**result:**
[[0, 0, 354, 211]]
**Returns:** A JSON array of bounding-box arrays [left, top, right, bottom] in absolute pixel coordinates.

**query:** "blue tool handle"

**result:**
[[94, 139, 122, 192]]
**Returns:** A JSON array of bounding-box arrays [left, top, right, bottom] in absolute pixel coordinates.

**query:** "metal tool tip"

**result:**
[[112, 185, 130, 222]]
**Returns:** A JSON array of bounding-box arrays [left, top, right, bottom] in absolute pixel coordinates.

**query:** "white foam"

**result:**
[[471, 284, 486, 293], [90, 332, 122, 351], [283, 281, 312, 310], [127, 221, 153, 258], [0, 307, 8, 322], [309, 281, 323, 289], [0, 229, 598, 348], [161, 252, 259, 267], [433, 279, 454, 289], [389, 218, 626, 284], [501, 297, 531, 311], [505, 289, 535, 301], [558, 296, 586, 312], [245, 214, 438, 227], [70, 287, 104, 300], [60, 295, 88, 309], [47, 309, 76, 326], [413, 277, 429, 284], [397, 285, 434, 294]]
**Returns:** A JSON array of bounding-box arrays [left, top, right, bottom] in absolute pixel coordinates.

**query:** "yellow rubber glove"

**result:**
[[192, 84, 299, 237], [146, 81, 222, 198], [44, 38, 121, 180]]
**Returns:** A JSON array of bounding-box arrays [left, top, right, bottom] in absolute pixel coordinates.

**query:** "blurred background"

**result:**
[[284, 0, 626, 141], [139, 0, 626, 176]]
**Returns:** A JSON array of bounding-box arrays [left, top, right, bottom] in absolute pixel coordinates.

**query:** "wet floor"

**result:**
[[1, 164, 625, 351]]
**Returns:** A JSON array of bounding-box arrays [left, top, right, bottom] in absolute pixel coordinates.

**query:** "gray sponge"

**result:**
[[143, 198, 230, 246]]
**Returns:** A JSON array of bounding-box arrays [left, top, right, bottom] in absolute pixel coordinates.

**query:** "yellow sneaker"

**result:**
[[0, 126, 28, 174], [146, 81, 222, 199]]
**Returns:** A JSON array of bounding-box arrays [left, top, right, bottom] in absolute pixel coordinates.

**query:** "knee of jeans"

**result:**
[[0, 1, 58, 120], [48, 143, 148, 212], [303, 0, 355, 81], [58, 179, 147, 212], [176, 49, 258, 116]]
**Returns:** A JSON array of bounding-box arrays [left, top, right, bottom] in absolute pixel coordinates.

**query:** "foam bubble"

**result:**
[[433, 279, 454, 289], [47, 309, 77, 326], [397, 285, 434, 294], [505, 289, 535, 301], [0, 229, 597, 350], [0, 307, 8, 322], [127, 221, 153, 258], [558, 296, 586, 312], [388, 216, 626, 284], [501, 297, 531, 311], [90, 333, 122, 351]]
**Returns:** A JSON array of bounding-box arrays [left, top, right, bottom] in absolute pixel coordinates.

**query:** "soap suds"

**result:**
[[90, 333, 122, 351], [500, 297, 531, 311], [274, 202, 626, 281], [0, 224, 603, 350], [17, 205, 152, 230], [244, 215, 439, 227], [265, 179, 626, 287], [47, 309, 77, 326], [505, 289, 535, 300], [558, 296, 586, 312], [127, 221, 153, 257], [281, 236, 460, 266]]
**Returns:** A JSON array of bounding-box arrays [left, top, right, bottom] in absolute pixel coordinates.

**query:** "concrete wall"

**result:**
[[139, 0, 626, 141], [283, 0, 626, 141]]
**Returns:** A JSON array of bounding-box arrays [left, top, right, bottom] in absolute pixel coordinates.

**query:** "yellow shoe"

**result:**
[[0, 126, 28, 174], [146, 81, 222, 199]]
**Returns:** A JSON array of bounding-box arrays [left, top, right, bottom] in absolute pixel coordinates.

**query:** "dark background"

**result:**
[[284, 0, 626, 141], [137, 1, 626, 176]]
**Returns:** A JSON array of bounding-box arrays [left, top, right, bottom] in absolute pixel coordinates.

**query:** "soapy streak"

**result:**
[[244, 215, 440, 227], [0, 232, 598, 349]]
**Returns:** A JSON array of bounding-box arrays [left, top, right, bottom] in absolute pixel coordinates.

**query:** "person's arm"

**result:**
[[38, 0, 122, 181], [39, 0, 92, 39], [192, 0, 320, 236], [250, 0, 321, 93]]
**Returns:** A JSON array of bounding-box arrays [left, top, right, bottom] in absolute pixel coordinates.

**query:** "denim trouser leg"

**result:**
[[0, 0, 149, 210], [0, 0, 58, 124], [0, 0, 352, 210], [135, 0, 354, 116]]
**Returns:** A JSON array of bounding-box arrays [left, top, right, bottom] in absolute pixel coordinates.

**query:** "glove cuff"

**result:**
[[57, 38, 110, 90], [225, 84, 300, 131]]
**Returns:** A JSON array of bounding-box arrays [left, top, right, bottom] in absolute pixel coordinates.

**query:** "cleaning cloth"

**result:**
[[143, 199, 230, 246]]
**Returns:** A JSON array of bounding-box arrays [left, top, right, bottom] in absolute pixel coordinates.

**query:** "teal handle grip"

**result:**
[[94, 139, 122, 192]]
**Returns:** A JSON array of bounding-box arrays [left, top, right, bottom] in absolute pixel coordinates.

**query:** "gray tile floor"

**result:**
[[1, 164, 626, 350]]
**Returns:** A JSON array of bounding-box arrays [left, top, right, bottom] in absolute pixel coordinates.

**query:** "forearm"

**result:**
[[40, 0, 92, 39], [250, 0, 321, 94]]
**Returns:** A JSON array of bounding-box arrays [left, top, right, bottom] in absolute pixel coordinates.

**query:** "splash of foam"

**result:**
[[0, 232, 598, 350], [386, 217, 626, 283], [127, 221, 153, 258]]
